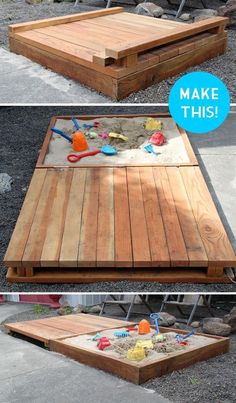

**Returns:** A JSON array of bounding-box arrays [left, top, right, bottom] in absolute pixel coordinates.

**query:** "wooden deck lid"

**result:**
[[4, 166, 236, 269]]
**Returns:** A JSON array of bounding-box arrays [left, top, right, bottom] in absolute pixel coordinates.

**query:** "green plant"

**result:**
[[190, 377, 201, 385], [33, 304, 51, 315]]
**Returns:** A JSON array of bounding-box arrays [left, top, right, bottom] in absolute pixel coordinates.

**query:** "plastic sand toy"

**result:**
[[138, 319, 151, 334], [127, 345, 146, 361], [67, 145, 117, 163], [150, 313, 161, 334], [136, 340, 153, 349], [51, 127, 88, 152], [92, 333, 103, 341], [99, 133, 109, 139], [144, 144, 159, 156], [153, 334, 166, 343], [145, 118, 163, 131], [175, 331, 194, 343], [97, 337, 111, 350], [109, 132, 129, 142], [114, 331, 129, 338], [150, 132, 167, 146], [88, 131, 98, 139]]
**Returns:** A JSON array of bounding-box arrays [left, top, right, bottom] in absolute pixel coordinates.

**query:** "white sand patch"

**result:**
[[44, 117, 190, 166]]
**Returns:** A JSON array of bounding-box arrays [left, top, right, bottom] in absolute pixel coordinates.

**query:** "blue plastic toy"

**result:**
[[51, 127, 73, 143], [114, 331, 129, 338], [71, 116, 81, 131], [92, 333, 103, 341], [144, 144, 159, 156], [150, 313, 161, 334], [175, 331, 194, 343]]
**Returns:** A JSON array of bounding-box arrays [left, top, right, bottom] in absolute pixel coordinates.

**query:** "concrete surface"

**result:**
[[0, 303, 32, 323], [0, 48, 109, 104], [0, 331, 171, 403]]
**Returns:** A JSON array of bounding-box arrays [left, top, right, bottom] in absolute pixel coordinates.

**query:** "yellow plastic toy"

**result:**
[[145, 118, 163, 131], [127, 345, 146, 361], [138, 319, 151, 334], [109, 132, 129, 142], [135, 340, 153, 349]]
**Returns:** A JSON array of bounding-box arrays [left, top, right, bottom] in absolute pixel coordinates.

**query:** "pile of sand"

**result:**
[[44, 117, 190, 166]]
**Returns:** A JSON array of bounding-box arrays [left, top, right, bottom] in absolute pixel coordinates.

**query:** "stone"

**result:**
[[0, 173, 12, 194], [203, 321, 231, 336], [82, 305, 101, 314], [223, 307, 236, 332], [191, 321, 201, 328], [193, 9, 218, 22], [180, 13, 192, 21], [159, 312, 176, 326], [219, 1, 236, 29], [202, 317, 223, 324], [73, 304, 84, 314], [161, 14, 169, 20], [57, 301, 73, 315], [135, 3, 164, 18]]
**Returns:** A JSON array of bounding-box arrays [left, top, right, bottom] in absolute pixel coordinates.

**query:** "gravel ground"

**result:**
[[1, 297, 236, 403], [0, 0, 235, 102], [1, 105, 236, 292]]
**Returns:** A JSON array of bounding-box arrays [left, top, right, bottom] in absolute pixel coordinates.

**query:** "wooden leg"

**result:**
[[207, 266, 224, 277], [25, 267, 34, 277], [17, 267, 26, 277]]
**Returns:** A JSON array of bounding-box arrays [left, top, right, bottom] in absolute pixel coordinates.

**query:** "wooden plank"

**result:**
[[116, 38, 227, 99], [105, 17, 228, 58], [7, 266, 230, 283], [167, 167, 208, 266], [40, 169, 73, 267], [180, 167, 236, 266], [78, 169, 99, 267], [9, 7, 124, 33], [22, 169, 59, 267], [139, 167, 170, 267], [6, 321, 77, 343], [97, 168, 115, 267], [114, 168, 133, 267], [4, 169, 46, 267], [9, 37, 118, 97], [153, 168, 188, 266], [127, 167, 151, 267], [59, 169, 87, 267]]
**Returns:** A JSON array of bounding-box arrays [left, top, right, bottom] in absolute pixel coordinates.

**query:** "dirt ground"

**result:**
[[1, 297, 236, 403], [0, 0, 235, 102]]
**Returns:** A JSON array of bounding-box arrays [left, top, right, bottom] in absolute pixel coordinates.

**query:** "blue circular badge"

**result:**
[[168, 72, 230, 133]]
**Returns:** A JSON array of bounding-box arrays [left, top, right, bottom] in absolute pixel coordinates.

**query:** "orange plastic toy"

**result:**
[[138, 319, 151, 334], [72, 131, 88, 152]]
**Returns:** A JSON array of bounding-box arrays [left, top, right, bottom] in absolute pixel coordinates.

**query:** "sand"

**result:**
[[62, 327, 217, 366], [44, 117, 190, 166]]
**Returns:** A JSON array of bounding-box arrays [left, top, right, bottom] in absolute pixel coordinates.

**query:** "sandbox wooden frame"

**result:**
[[8, 8, 229, 100], [5, 314, 230, 384], [4, 113, 236, 284]]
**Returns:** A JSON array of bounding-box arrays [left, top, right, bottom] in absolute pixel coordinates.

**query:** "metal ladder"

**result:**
[[160, 294, 213, 325], [99, 294, 154, 321]]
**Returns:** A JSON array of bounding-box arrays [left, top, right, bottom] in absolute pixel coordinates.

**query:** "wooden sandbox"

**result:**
[[5, 314, 230, 384], [8, 8, 228, 99], [4, 113, 236, 284]]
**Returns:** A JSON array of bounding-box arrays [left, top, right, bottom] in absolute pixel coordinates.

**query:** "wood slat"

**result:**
[[114, 168, 133, 267], [180, 167, 236, 265], [97, 168, 115, 267], [139, 167, 170, 267], [59, 169, 87, 267], [127, 167, 151, 267], [105, 17, 228, 58], [4, 169, 46, 267], [78, 169, 99, 267], [9, 7, 124, 33], [153, 167, 189, 266], [22, 169, 59, 267], [167, 167, 208, 266], [40, 169, 73, 267]]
